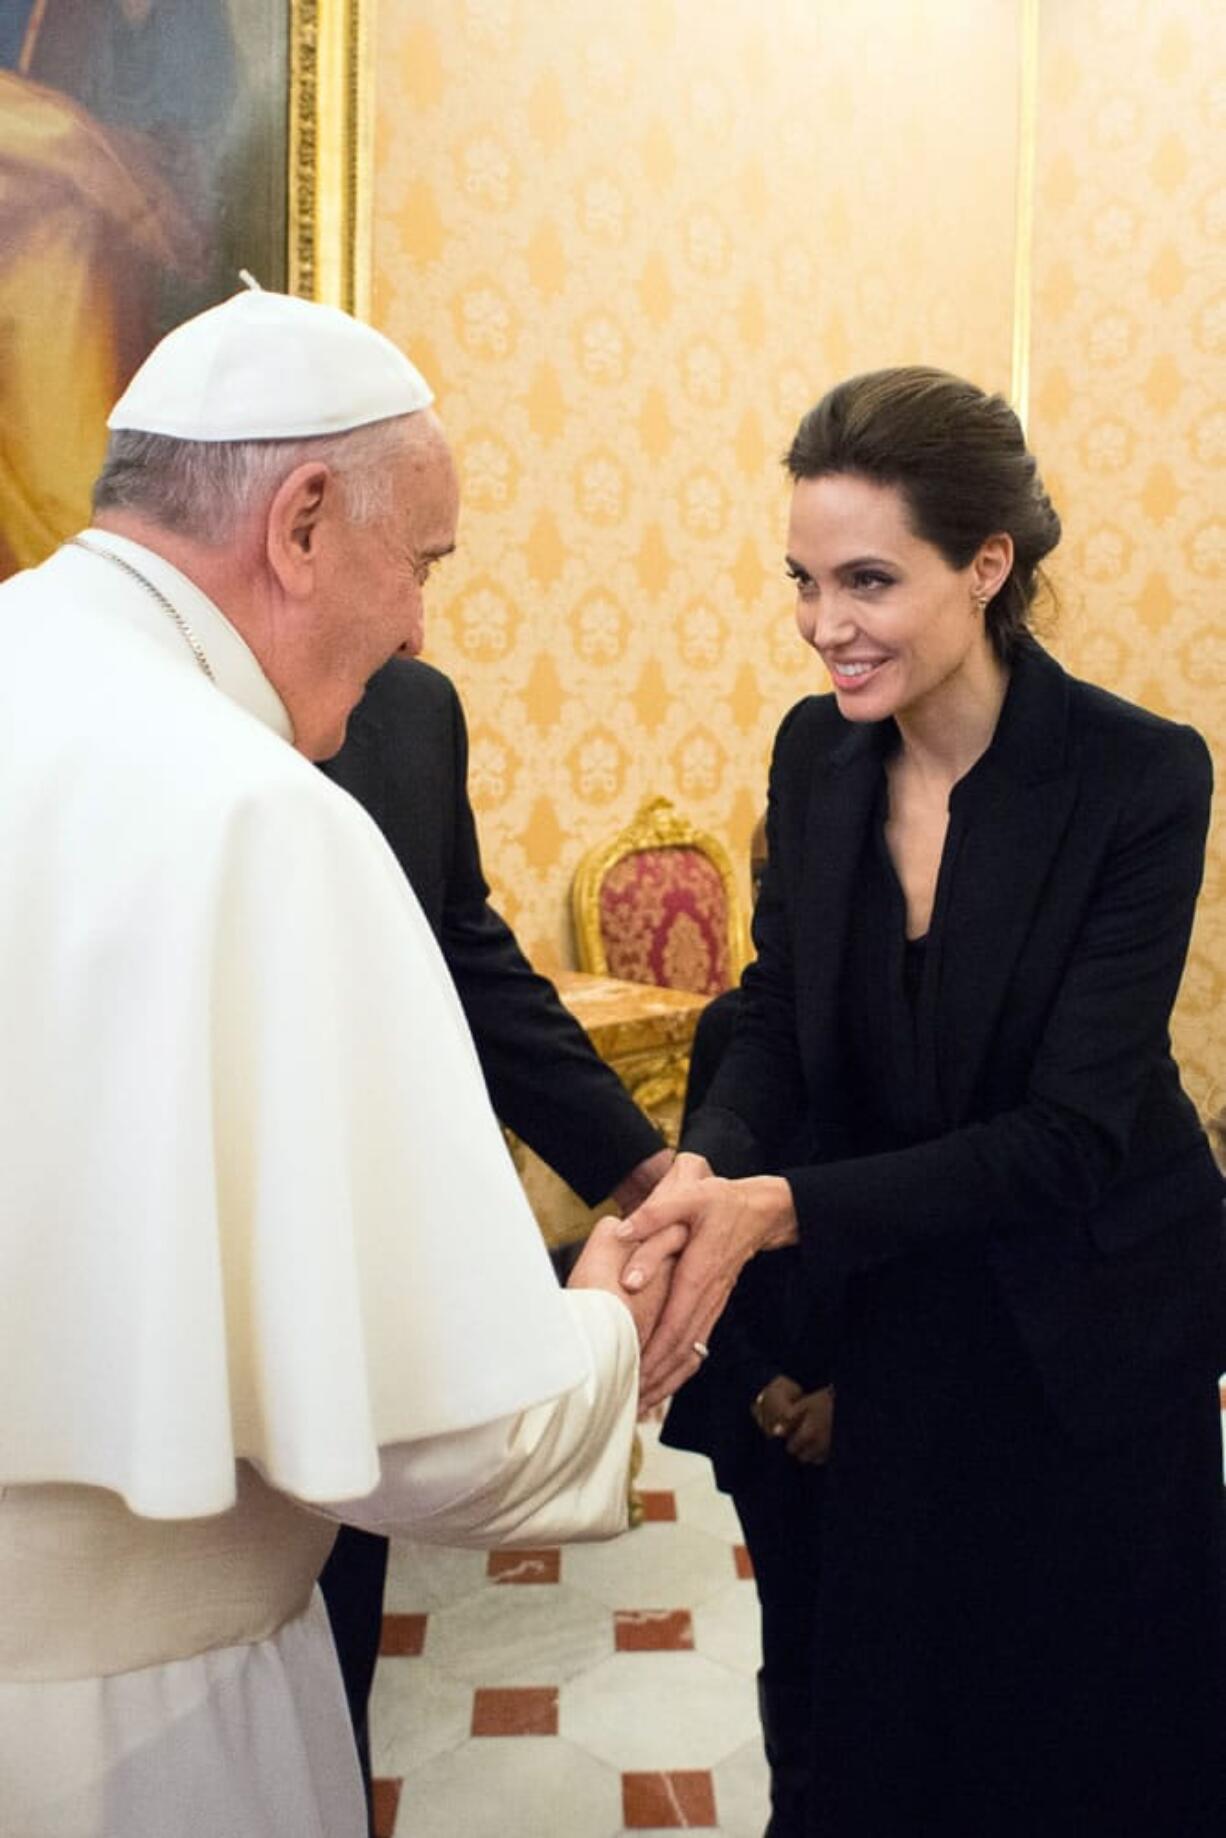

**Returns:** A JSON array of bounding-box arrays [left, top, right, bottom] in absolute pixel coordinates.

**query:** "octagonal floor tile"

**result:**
[[387, 1737, 621, 1838], [563, 1521, 738, 1612], [370, 1654, 471, 1777], [384, 1538, 487, 1613], [673, 1474, 745, 1543], [427, 1581, 613, 1686], [562, 1651, 758, 1772], [691, 1580, 762, 1678], [635, 1424, 714, 1494]]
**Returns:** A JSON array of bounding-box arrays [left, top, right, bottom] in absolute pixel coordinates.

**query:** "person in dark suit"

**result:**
[[622, 368, 1226, 1836], [318, 656, 670, 1826]]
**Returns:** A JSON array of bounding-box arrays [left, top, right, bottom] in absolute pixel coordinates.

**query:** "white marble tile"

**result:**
[[562, 1651, 759, 1771], [673, 1472, 745, 1543], [426, 1581, 613, 1685], [691, 1580, 762, 1678], [563, 1521, 739, 1611], [711, 1737, 773, 1838], [370, 1655, 471, 1777], [372, 1413, 782, 1834], [384, 1538, 488, 1612], [635, 1421, 716, 1494], [390, 1737, 621, 1838]]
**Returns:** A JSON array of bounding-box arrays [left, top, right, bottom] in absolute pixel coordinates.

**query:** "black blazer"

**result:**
[[321, 658, 663, 1205], [685, 639, 1225, 1446]]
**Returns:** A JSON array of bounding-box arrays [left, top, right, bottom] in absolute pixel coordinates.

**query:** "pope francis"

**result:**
[[0, 290, 677, 1837]]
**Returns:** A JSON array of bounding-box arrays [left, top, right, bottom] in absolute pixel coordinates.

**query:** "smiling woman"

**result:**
[[785, 471, 1012, 743], [625, 368, 1226, 1835]]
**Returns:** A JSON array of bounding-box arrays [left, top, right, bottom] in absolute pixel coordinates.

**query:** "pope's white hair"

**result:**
[[91, 416, 414, 543]]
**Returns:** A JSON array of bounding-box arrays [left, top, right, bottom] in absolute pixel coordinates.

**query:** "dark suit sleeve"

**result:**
[[690, 716, 1217, 1302], [438, 689, 664, 1206]]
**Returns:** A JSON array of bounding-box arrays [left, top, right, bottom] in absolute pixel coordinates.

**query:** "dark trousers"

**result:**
[[732, 1446, 826, 1838], [320, 1524, 389, 1836]]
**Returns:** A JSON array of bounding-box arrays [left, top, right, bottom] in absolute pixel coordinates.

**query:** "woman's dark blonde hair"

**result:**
[[785, 367, 1061, 661]]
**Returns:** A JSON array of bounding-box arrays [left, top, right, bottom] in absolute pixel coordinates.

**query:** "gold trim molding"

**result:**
[[288, 0, 373, 315]]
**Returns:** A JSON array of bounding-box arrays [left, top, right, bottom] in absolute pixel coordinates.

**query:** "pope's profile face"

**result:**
[[347, 418, 459, 667], [305, 414, 459, 758]]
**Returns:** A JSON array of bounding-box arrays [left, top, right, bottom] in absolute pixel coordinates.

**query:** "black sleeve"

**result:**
[[439, 691, 664, 1206], [692, 716, 1216, 1304]]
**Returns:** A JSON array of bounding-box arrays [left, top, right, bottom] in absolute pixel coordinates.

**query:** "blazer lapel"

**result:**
[[933, 642, 1079, 1122]]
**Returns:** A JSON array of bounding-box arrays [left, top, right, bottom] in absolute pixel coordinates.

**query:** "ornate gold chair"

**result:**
[[571, 796, 751, 997]]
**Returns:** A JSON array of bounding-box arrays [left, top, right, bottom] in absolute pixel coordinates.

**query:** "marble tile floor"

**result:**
[[370, 1423, 769, 1836], [371, 1394, 1226, 1836]]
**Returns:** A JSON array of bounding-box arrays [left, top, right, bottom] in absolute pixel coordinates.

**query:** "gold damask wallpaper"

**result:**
[[1029, 0, 1224, 1112], [369, 0, 1017, 959], [370, 0, 1222, 1111]]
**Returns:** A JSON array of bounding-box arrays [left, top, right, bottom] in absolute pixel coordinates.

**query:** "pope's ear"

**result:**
[[265, 460, 334, 596]]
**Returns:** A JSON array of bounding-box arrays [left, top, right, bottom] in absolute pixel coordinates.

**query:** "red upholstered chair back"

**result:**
[[572, 798, 750, 996], [597, 847, 730, 994]]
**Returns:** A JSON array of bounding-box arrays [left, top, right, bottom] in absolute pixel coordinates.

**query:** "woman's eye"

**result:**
[[851, 570, 891, 592], [786, 566, 816, 595]]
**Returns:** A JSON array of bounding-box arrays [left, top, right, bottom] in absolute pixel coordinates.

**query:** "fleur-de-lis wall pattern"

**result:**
[[372, 0, 1223, 1113]]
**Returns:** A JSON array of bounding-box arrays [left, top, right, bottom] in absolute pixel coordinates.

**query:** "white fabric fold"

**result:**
[[316, 1289, 638, 1545], [0, 542, 597, 1519]]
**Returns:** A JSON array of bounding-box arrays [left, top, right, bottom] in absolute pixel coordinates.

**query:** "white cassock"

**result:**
[[0, 536, 640, 1838]]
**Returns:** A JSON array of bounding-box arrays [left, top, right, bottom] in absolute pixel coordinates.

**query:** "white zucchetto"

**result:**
[[108, 290, 434, 442]]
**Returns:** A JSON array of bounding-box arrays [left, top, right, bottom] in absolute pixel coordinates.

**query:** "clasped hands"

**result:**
[[753, 1375, 834, 1465], [570, 1152, 800, 1409]]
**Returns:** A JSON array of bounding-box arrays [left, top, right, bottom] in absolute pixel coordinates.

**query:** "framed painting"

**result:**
[[0, 0, 371, 580]]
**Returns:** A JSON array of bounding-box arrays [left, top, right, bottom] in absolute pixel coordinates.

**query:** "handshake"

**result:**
[[567, 1150, 800, 1409]]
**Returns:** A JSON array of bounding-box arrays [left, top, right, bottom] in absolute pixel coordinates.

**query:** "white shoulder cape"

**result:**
[[0, 542, 592, 1518]]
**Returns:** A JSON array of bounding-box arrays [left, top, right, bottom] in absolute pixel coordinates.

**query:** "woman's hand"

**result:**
[[617, 1171, 799, 1407]]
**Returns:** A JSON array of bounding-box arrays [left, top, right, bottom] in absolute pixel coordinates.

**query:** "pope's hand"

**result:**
[[616, 1169, 799, 1408], [567, 1212, 685, 1351]]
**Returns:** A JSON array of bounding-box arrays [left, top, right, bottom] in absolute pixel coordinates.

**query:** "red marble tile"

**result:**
[[486, 1548, 561, 1584], [371, 1776, 401, 1838], [614, 1608, 695, 1652], [733, 1543, 755, 1580], [379, 1612, 427, 1656], [635, 1489, 678, 1522], [622, 1769, 717, 1828], [471, 1685, 559, 1736]]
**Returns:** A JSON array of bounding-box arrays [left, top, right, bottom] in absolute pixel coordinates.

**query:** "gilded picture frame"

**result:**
[[288, 0, 373, 316], [0, 0, 371, 580]]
